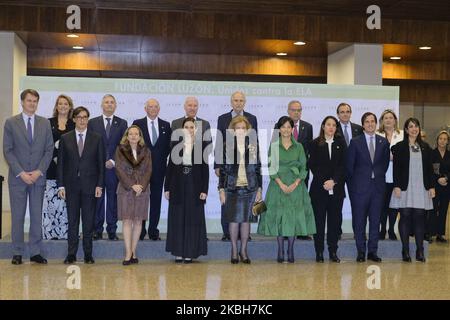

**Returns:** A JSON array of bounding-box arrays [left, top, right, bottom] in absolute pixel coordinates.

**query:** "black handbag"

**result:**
[[252, 201, 267, 216]]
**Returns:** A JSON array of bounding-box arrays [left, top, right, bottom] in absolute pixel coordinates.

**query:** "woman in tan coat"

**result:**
[[115, 125, 152, 265]]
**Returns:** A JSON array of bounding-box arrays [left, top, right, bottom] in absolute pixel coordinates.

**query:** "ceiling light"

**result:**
[[419, 46, 432, 50], [276, 52, 287, 56], [390, 56, 401, 60], [294, 41, 306, 46], [72, 45, 84, 50], [66, 34, 79, 38]]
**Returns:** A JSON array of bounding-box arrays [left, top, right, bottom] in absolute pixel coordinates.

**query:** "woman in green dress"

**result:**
[[258, 116, 316, 263]]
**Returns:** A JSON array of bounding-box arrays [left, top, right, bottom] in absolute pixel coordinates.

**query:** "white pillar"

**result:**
[[328, 44, 382, 85], [0, 32, 27, 212]]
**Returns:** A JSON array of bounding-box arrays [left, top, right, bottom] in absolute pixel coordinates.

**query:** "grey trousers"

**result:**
[[9, 183, 45, 256]]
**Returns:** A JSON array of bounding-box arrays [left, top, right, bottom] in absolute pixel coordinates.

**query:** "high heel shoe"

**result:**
[[287, 250, 295, 263], [239, 252, 251, 264], [416, 250, 426, 262], [131, 253, 139, 264], [316, 252, 324, 263], [402, 250, 411, 262], [277, 255, 284, 263], [230, 252, 239, 264], [329, 252, 340, 263], [122, 258, 132, 266]]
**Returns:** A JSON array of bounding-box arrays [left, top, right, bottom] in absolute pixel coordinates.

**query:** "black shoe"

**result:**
[[230, 255, 239, 264], [316, 252, 324, 263], [277, 251, 284, 263], [150, 235, 161, 241], [84, 256, 95, 264], [388, 231, 398, 241], [108, 233, 119, 241], [239, 252, 251, 264], [436, 235, 448, 243], [93, 232, 103, 240], [416, 251, 426, 262], [139, 231, 146, 241], [297, 235, 312, 240], [175, 257, 184, 263], [64, 255, 76, 264], [30, 254, 47, 264], [248, 236, 252, 242], [287, 250, 295, 263], [402, 250, 412, 262], [131, 254, 139, 264], [122, 259, 132, 266], [379, 230, 386, 240], [356, 252, 366, 262], [11, 255, 22, 265], [183, 258, 193, 264], [367, 252, 382, 262], [329, 252, 340, 263], [222, 234, 230, 242]]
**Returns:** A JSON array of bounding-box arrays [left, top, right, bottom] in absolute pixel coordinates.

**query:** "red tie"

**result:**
[[293, 124, 299, 140]]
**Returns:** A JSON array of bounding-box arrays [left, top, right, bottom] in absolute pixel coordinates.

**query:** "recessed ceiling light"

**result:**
[[72, 45, 84, 50], [419, 46, 432, 50], [390, 56, 401, 60], [66, 34, 79, 38], [276, 52, 287, 56], [294, 41, 306, 46]]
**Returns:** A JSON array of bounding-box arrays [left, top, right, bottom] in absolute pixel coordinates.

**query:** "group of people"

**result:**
[[3, 89, 449, 266]]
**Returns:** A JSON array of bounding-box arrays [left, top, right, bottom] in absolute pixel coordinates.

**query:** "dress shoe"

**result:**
[[248, 236, 252, 242], [277, 252, 284, 263], [222, 234, 230, 242], [416, 251, 426, 262], [84, 256, 95, 264], [122, 259, 132, 266], [367, 253, 382, 262], [297, 235, 312, 240], [315, 252, 324, 263], [139, 233, 146, 241], [131, 254, 139, 264], [30, 254, 47, 264], [230, 256, 239, 264], [150, 235, 161, 241], [64, 255, 76, 264], [329, 252, 340, 263], [388, 231, 398, 241], [108, 233, 119, 241], [379, 230, 386, 240], [239, 252, 251, 264], [436, 235, 448, 243], [11, 255, 22, 265], [175, 257, 184, 263], [402, 250, 412, 262], [183, 258, 193, 264], [424, 234, 433, 243], [93, 232, 103, 240], [356, 252, 366, 262]]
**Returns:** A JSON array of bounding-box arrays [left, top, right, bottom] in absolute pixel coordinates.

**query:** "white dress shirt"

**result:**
[[325, 137, 334, 195], [378, 130, 404, 183]]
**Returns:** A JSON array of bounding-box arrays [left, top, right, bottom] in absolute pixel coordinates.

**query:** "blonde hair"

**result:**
[[377, 109, 400, 134], [435, 130, 450, 148], [52, 94, 74, 119], [120, 125, 146, 147], [228, 115, 252, 131]]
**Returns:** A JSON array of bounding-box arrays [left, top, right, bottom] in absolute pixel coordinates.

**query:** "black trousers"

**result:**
[[66, 186, 97, 257], [431, 190, 449, 236], [380, 183, 398, 234], [311, 194, 342, 254], [399, 208, 425, 253]]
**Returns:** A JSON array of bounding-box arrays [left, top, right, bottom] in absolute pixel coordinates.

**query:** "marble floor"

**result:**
[[0, 242, 449, 300]]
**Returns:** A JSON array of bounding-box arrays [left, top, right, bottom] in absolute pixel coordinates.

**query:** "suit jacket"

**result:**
[[432, 148, 450, 194], [132, 117, 171, 182], [164, 141, 209, 205], [88, 115, 128, 161], [57, 130, 105, 194], [214, 110, 258, 169], [337, 121, 363, 145], [3, 114, 54, 186], [171, 116, 212, 152], [308, 137, 347, 199], [47, 117, 75, 180], [391, 140, 435, 191], [346, 134, 390, 195]]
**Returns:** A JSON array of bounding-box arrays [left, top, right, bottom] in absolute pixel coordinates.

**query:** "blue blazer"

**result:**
[[88, 115, 128, 161], [132, 117, 171, 181], [346, 134, 390, 195]]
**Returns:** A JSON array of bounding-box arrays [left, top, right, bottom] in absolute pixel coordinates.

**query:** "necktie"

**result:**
[[78, 133, 84, 157], [151, 120, 158, 146], [369, 136, 375, 163], [27, 117, 33, 144], [344, 124, 350, 146], [293, 124, 299, 140], [105, 118, 111, 138]]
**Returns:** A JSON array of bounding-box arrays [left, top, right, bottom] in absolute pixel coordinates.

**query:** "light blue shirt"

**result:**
[[231, 110, 243, 118], [340, 121, 353, 141], [364, 132, 376, 153], [22, 112, 35, 139]]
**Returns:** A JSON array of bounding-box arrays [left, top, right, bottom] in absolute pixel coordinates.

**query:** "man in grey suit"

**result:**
[[3, 89, 54, 265]]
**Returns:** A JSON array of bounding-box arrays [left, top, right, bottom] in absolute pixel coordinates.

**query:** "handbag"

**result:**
[[252, 200, 267, 216]]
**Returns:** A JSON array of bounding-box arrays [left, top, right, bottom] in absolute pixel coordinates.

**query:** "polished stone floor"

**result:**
[[0, 242, 449, 300]]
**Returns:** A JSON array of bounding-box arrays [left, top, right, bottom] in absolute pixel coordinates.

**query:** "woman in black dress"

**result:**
[[42, 94, 75, 240], [164, 117, 209, 263]]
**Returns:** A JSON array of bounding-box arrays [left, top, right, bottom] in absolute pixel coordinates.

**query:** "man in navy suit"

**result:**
[[88, 94, 128, 241], [133, 98, 171, 241], [346, 112, 390, 262], [214, 91, 258, 241]]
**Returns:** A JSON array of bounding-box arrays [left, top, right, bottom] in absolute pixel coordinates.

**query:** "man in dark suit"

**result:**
[[3, 89, 54, 265], [133, 98, 172, 241], [336, 102, 364, 239], [286, 100, 314, 241], [88, 94, 127, 241], [58, 106, 105, 264], [214, 91, 258, 241], [346, 112, 390, 263]]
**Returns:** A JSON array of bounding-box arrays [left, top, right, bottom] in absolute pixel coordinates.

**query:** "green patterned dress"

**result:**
[[258, 137, 316, 237]]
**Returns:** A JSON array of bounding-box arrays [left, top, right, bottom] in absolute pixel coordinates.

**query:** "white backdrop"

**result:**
[[20, 76, 399, 233]]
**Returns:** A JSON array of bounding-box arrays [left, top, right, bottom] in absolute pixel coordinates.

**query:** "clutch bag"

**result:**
[[252, 201, 267, 216]]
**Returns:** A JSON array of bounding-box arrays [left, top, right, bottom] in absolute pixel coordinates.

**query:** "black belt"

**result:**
[[182, 166, 192, 174]]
